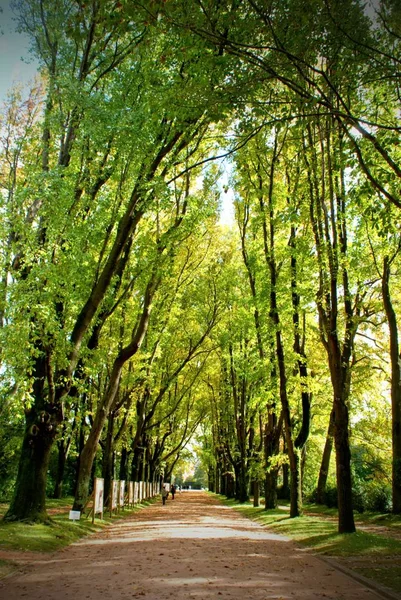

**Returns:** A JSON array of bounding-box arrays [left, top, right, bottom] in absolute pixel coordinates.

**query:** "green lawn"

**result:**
[[0, 496, 156, 577], [219, 496, 401, 595]]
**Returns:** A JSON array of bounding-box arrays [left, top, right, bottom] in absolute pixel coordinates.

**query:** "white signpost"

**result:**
[[128, 481, 134, 507], [93, 477, 104, 523], [119, 480, 125, 509], [110, 479, 118, 515]]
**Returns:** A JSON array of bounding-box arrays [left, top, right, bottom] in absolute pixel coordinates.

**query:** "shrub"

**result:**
[[324, 485, 338, 508], [307, 480, 392, 513], [364, 481, 392, 513]]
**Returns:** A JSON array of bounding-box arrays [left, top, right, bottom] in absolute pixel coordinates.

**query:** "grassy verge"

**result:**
[[0, 496, 157, 578], [305, 501, 401, 532], [218, 496, 401, 595]]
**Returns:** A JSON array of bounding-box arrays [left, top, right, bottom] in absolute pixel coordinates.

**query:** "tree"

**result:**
[[3, 0, 236, 522]]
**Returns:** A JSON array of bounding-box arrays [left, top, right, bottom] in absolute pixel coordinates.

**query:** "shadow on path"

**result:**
[[0, 492, 386, 600]]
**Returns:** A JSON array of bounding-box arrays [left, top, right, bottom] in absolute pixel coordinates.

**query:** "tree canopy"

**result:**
[[0, 0, 400, 534]]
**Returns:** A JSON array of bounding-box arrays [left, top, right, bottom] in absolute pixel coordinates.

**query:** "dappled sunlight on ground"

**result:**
[[0, 492, 384, 600]]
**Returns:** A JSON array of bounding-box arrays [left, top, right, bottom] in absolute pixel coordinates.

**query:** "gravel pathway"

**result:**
[[0, 491, 387, 600]]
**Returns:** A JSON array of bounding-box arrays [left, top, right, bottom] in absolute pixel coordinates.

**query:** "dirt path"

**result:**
[[0, 491, 390, 600]]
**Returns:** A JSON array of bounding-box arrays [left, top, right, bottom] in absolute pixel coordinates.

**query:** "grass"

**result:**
[[356, 564, 401, 593], [303, 501, 401, 529], [0, 496, 157, 578], [218, 496, 401, 595]]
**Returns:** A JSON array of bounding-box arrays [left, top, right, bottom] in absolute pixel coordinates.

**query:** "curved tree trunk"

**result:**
[[382, 256, 401, 513], [306, 118, 356, 533], [316, 408, 335, 504], [102, 412, 115, 507], [73, 363, 122, 512]]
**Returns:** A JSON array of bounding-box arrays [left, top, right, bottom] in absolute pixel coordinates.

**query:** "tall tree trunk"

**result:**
[[4, 353, 62, 522], [225, 471, 235, 498], [73, 272, 157, 511], [254, 130, 302, 517], [102, 412, 115, 507], [53, 413, 76, 499], [253, 480, 260, 507], [74, 408, 87, 495], [267, 143, 302, 518], [235, 461, 249, 503], [208, 466, 216, 492], [290, 230, 311, 459], [316, 408, 335, 504], [333, 390, 355, 532], [131, 444, 143, 482], [5, 411, 56, 522], [73, 364, 122, 511], [215, 462, 221, 494], [220, 468, 226, 496], [382, 256, 401, 513], [281, 463, 290, 500], [265, 470, 278, 509], [264, 412, 281, 509], [306, 118, 356, 533], [53, 440, 67, 499], [119, 446, 129, 482]]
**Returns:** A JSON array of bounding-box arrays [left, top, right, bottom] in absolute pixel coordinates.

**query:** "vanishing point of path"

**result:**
[[0, 492, 389, 600]]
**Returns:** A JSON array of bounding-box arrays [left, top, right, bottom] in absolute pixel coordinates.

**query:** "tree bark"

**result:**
[[4, 410, 55, 522], [131, 444, 143, 482], [102, 412, 115, 507], [119, 446, 129, 482], [4, 351, 62, 522], [53, 440, 67, 499], [234, 461, 249, 503], [382, 256, 401, 513], [306, 118, 356, 533], [265, 134, 302, 518], [333, 393, 355, 533], [253, 480, 260, 507], [73, 268, 159, 510], [73, 364, 122, 512], [225, 470, 235, 498], [265, 470, 278, 509], [264, 412, 281, 509], [316, 408, 335, 504]]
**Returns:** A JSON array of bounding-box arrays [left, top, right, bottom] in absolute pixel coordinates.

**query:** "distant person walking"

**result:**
[[171, 484, 176, 500], [161, 485, 168, 505]]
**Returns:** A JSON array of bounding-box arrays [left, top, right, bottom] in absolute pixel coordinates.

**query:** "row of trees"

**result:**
[[0, 0, 400, 534]]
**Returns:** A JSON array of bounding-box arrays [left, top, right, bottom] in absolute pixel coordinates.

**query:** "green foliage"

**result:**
[[0, 0, 399, 527], [0, 421, 23, 501]]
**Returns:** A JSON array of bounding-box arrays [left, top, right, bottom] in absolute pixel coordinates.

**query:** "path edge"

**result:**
[[317, 554, 401, 600]]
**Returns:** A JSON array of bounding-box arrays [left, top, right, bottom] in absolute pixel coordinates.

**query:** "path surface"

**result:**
[[0, 492, 388, 600]]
